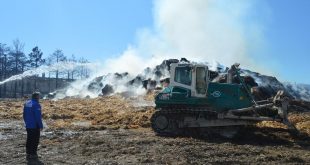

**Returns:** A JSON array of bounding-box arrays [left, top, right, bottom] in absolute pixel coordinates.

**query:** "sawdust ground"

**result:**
[[0, 95, 310, 164]]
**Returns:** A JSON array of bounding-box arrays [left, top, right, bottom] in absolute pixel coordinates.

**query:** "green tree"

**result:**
[[0, 43, 10, 98], [28, 46, 45, 89]]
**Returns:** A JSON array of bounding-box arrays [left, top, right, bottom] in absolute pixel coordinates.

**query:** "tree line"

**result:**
[[0, 39, 90, 98]]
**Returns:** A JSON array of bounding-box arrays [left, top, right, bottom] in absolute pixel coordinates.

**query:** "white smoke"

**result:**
[[103, 47, 162, 75], [104, 0, 268, 75], [56, 72, 147, 99], [0, 0, 272, 99]]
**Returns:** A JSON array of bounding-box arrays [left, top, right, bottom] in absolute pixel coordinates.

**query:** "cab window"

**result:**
[[196, 67, 206, 94], [174, 67, 192, 86]]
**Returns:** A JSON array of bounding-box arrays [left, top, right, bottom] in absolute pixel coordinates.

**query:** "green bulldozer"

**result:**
[[151, 61, 297, 137]]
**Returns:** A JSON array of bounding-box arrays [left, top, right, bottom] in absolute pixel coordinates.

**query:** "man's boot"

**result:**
[[26, 154, 38, 161]]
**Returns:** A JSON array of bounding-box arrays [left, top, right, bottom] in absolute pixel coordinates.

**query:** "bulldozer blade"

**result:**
[[280, 97, 300, 136]]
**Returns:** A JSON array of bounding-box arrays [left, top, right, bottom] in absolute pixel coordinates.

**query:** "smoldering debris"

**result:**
[[101, 84, 114, 96]]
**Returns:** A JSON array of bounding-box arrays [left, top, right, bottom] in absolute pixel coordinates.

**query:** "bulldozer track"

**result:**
[[151, 107, 218, 136]]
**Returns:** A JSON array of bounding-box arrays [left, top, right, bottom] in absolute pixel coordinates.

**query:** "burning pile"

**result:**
[[54, 58, 310, 103]]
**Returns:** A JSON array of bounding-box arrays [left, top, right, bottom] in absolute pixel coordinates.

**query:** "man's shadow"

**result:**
[[27, 159, 44, 165], [229, 126, 310, 147]]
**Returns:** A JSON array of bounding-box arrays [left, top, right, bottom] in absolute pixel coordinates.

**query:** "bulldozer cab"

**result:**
[[170, 63, 209, 98], [156, 62, 253, 110]]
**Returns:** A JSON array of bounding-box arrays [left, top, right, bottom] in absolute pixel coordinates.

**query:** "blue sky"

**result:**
[[0, 0, 153, 60], [0, 0, 309, 84], [266, 0, 310, 84]]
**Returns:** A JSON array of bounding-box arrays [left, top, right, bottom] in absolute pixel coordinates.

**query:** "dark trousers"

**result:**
[[26, 128, 40, 155]]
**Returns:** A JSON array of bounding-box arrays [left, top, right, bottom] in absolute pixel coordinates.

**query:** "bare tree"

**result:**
[[9, 39, 27, 98], [68, 54, 77, 80], [46, 58, 52, 92], [78, 57, 89, 79], [48, 49, 66, 89]]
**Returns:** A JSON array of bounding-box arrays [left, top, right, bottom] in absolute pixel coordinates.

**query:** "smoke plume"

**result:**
[[104, 0, 268, 75], [55, 0, 271, 99]]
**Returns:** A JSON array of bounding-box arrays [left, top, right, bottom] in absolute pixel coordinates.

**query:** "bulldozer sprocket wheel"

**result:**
[[152, 111, 169, 130], [151, 110, 181, 136]]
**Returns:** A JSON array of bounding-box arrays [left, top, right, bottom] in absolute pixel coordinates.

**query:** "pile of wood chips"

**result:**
[[0, 95, 154, 130]]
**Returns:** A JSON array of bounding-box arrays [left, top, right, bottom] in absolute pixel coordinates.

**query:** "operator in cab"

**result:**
[[161, 78, 172, 93], [23, 92, 43, 162], [227, 63, 240, 84]]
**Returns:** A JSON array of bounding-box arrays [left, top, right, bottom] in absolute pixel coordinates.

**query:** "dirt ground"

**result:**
[[0, 95, 310, 164]]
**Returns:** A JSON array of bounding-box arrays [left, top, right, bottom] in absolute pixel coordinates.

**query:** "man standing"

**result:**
[[23, 92, 43, 161]]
